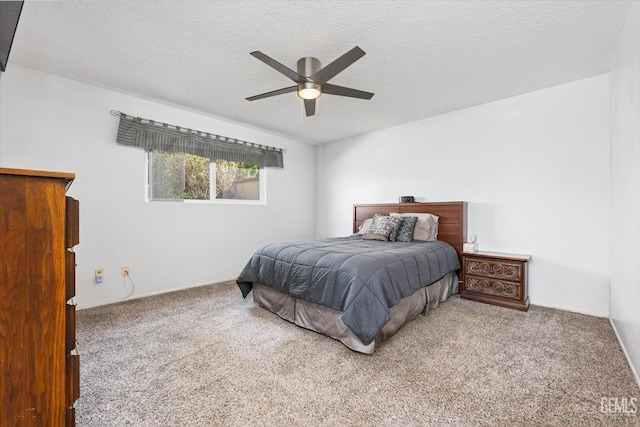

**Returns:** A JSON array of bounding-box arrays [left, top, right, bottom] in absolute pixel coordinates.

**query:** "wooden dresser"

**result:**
[[461, 251, 530, 311], [0, 168, 80, 426]]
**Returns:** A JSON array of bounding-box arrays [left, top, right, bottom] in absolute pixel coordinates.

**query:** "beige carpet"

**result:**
[[75, 281, 639, 426]]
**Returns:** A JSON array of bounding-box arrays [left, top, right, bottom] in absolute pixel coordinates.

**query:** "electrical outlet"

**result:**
[[121, 266, 129, 277], [95, 269, 104, 283]]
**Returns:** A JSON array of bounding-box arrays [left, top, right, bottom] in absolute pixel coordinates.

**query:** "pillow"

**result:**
[[362, 215, 403, 241], [372, 214, 403, 241], [391, 213, 439, 241], [395, 216, 418, 242], [358, 218, 374, 234], [373, 214, 402, 242]]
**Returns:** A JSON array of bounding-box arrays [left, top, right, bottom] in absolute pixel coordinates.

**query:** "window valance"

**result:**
[[114, 111, 284, 168]]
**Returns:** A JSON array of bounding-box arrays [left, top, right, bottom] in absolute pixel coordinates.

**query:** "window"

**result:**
[[147, 151, 264, 203]]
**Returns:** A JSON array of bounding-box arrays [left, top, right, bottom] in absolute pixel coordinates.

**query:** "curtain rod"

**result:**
[[110, 110, 286, 154]]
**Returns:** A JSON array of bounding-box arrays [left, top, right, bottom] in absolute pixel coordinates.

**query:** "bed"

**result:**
[[237, 201, 468, 354]]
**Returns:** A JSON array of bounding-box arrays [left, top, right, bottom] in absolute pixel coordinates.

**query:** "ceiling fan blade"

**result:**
[[250, 51, 302, 82], [304, 99, 316, 116], [246, 86, 297, 101], [311, 46, 366, 85], [322, 83, 374, 100]]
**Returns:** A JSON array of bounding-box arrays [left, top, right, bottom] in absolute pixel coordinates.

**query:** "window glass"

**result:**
[[215, 159, 259, 200], [149, 151, 187, 201], [148, 152, 263, 203]]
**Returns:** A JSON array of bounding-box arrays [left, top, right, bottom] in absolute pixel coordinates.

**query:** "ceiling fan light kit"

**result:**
[[246, 46, 374, 117], [297, 82, 321, 100]]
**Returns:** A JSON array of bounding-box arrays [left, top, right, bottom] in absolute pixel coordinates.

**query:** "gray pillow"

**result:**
[[396, 216, 418, 242], [363, 215, 403, 241]]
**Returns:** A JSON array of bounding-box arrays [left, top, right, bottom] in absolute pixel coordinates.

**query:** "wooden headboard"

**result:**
[[353, 202, 468, 280]]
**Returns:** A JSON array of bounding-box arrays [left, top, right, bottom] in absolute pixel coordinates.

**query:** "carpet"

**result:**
[[75, 281, 640, 426]]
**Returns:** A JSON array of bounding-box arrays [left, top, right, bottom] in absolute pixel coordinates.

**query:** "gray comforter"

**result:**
[[237, 235, 460, 345]]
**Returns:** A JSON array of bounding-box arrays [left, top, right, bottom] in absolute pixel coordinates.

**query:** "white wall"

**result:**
[[0, 65, 317, 308], [317, 75, 610, 317], [610, 2, 640, 385]]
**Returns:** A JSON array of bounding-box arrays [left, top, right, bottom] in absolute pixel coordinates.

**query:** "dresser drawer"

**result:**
[[66, 354, 80, 406], [464, 258, 523, 282], [464, 276, 523, 301], [65, 197, 80, 248], [66, 303, 76, 354], [66, 407, 75, 427], [66, 251, 76, 301]]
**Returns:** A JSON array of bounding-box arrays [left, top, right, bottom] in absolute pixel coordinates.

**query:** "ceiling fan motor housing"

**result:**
[[297, 57, 321, 78], [297, 57, 322, 99]]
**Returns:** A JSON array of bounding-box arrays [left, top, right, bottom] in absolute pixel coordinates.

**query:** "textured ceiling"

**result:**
[[10, 1, 631, 144]]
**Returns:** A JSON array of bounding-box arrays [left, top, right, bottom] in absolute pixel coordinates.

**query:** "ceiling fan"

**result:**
[[246, 46, 374, 117]]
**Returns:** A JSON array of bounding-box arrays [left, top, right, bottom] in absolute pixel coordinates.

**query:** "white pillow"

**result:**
[[358, 218, 374, 234], [390, 212, 439, 241]]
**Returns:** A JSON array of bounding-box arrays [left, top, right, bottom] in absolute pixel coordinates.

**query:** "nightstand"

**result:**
[[461, 251, 531, 311]]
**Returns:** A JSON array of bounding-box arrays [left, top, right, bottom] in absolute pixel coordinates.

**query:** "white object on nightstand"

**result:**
[[463, 235, 478, 252]]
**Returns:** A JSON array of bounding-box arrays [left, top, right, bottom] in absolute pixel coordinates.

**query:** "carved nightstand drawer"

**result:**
[[465, 259, 522, 281], [461, 251, 530, 311], [464, 276, 523, 301]]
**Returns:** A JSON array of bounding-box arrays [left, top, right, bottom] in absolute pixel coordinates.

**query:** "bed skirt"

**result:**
[[252, 272, 458, 354]]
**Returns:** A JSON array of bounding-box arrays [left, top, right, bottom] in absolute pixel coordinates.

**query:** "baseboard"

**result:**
[[609, 317, 640, 390], [77, 278, 235, 310], [532, 302, 608, 318]]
